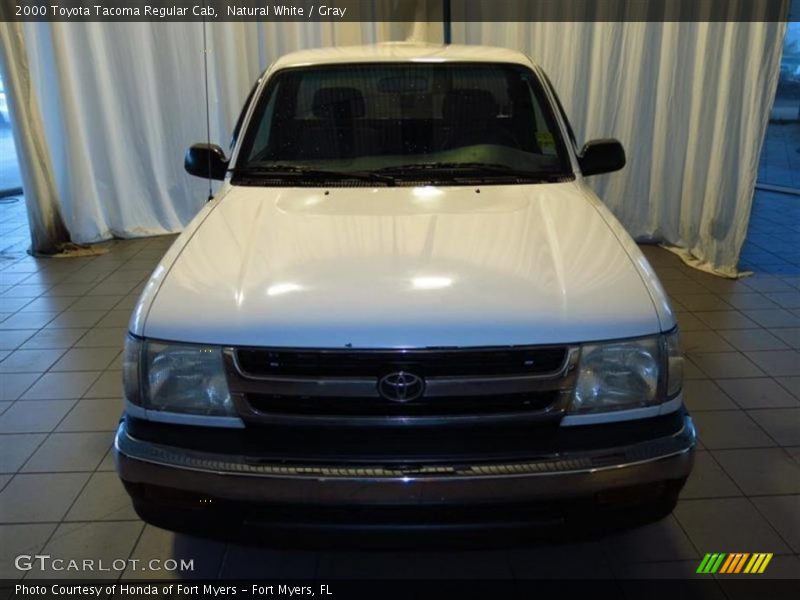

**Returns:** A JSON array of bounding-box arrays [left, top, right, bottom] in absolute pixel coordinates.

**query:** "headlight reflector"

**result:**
[[569, 337, 660, 414], [123, 336, 234, 416]]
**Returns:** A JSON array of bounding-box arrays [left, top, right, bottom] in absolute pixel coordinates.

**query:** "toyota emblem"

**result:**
[[377, 371, 425, 403]]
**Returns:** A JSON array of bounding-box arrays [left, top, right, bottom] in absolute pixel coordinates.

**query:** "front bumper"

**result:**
[[114, 412, 696, 508]]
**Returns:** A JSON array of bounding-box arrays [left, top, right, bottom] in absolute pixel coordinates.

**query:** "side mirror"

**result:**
[[578, 139, 626, 177], [184, 143, 228, 180]]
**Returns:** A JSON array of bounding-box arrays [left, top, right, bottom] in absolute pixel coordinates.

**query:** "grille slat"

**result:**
[[236, 347, 568, 378], [246, 391, 562, 417]]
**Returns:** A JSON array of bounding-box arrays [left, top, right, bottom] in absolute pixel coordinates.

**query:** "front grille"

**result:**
[[246, 390, 561, 417], [224, 346, 579, 425], [235, 347, 568, 377]]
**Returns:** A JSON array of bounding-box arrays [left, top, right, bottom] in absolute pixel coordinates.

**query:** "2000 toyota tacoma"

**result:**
[[116, 43, 695, 534]]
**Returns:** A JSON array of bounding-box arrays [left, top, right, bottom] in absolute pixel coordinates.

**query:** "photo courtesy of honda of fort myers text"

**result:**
[[13, 584, 334, 597]]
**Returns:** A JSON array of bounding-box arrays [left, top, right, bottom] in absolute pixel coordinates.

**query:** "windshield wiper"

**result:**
[[374, 162, 569, 182], [231, 164, 396, 185]]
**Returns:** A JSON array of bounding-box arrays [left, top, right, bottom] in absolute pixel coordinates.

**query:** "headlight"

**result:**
[[123, 336, 234, 416], [569, 335, 662, 414]]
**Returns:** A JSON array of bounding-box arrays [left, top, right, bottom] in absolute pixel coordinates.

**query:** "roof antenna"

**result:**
[[202, 14, 213, 201]]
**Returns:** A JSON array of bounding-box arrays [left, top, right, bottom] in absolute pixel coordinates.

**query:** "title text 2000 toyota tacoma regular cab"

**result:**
[[116, 43, 695, 534]]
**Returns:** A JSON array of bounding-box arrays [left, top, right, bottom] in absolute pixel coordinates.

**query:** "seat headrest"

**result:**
[[312, 87, 366, 120], [442, 89, 499, 121]]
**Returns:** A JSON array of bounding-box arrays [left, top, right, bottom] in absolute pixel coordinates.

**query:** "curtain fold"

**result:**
[[454, 19, 787, 276], [0, 20, 71, 254]]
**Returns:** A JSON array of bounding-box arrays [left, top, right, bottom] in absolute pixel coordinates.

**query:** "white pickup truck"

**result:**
[[116, 42, 694, 535]]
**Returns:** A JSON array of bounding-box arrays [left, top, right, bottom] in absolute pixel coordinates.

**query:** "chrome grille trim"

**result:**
[[223, 346, 580, 426]]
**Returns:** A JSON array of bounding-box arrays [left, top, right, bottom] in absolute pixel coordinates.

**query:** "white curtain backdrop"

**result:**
[[454, 21, 786, 276]]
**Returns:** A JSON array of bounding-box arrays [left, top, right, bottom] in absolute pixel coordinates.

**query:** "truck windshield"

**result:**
[[234, 63, 573, 185]]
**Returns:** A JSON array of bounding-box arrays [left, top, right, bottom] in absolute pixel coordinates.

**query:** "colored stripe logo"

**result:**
[[697, 553, 773, 574]]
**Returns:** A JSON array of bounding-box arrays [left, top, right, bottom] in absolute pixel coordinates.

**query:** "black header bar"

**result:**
[[0, 0, 789, 23], [3, 579, 800, 599]]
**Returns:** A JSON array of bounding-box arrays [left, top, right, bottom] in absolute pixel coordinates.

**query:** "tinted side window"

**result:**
[[230, 80, 260, 150], [541, 73, 577, 150]]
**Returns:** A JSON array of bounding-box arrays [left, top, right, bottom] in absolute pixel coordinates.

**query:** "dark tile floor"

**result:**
[[0, 191, 799, 580]]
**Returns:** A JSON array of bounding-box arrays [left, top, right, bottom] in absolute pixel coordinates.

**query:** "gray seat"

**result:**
[[441, 89, 512, 149], [297, 87, 379, 159]]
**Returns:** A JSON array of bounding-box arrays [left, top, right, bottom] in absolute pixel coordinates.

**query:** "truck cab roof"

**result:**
[[270, 42, 535, 71]]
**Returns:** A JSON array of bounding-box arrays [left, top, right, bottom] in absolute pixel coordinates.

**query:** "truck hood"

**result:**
[[141, 183, 663, 348]]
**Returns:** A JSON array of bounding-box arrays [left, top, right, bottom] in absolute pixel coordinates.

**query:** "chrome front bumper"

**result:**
[[114, 413, 696, 507]]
